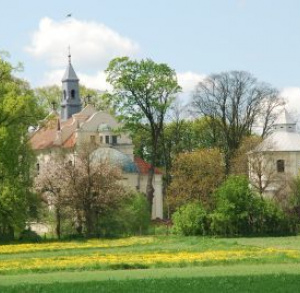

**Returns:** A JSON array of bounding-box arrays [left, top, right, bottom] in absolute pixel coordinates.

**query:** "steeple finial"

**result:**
[[68, 45, 71, 63]]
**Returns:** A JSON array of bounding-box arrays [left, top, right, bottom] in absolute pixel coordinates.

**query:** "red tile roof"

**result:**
[[30, 116, 75, 150], [134, 157, 163, 175], [62, 133, 76, 148], [30, 127, 58, 150]]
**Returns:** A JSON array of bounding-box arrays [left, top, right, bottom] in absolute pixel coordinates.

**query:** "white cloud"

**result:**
[[80, 71, 112, 91], [26, 17, 139, 71], [280, 87, 300, 115], [40, 69, 111, 91], [177, 71, 206, 94]]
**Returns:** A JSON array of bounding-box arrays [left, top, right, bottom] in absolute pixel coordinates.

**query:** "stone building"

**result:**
[[30, 55, 163, 219], [248, 109, 300, 198]]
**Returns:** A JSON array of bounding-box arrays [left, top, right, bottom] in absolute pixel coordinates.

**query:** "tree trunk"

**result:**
[[55, 207, 61, 240], [146, 166, 155, 214], [84, 205, 95, 237]]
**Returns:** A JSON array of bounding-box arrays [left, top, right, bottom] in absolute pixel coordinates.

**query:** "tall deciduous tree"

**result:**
[[192, 71, 284, 174], [0, 52, 42, 238], [166, 148, 225, 215], [106, 57, 181, 208]]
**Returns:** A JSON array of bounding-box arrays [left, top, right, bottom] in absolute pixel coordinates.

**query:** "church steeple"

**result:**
[[273, 108, 296, 133], [60, 50, 82, 120]]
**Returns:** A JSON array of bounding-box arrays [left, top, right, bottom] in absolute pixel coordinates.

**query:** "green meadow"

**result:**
[[1, 236, 300, 292]]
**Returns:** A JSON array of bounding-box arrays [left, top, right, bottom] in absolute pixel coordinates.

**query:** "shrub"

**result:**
[[210, 175, 295, 236], [210, 176, 254, 236], [19, 229, 42, 243], [95, 192, 151, 237], [172, 202, 207, 236]]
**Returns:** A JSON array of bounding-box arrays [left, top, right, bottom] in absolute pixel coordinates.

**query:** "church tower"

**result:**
[[60, 52, 82, 120]]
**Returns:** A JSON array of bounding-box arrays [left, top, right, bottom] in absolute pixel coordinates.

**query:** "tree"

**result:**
[[192, 71, 284, 174], [211, 175, 292, 236], [106, 57, 181, 209], [211, 176, 256, 236], [34, 85, 111, 114], [35, 146, 131, 237], [34, 85, 61, 114], [172, 202, 207, 236], [0, 52, 42, 239], [166, 148, 225, 214], [34, 152, 69, 239], [80, 85, 111, 111], [230, 135, 262, 176]]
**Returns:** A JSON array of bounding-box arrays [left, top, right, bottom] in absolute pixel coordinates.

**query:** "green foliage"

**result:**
[[34, 84, 112, 115], [172, 202, 207, 236], [18, 229, 42, 243], [80, 85, 112, 111], [167, 148, 225, 213], [210, 176, 254, 236], [210, 176, 294, 236], [106, 57, 181, 207], [106, 57, 181, 127], [34, 85, 61, 115], [96, 193, 151, 237], [0, 53, 42, 239]]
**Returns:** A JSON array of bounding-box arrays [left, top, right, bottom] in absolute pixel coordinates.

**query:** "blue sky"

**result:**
[[1, 0, 300, 109]]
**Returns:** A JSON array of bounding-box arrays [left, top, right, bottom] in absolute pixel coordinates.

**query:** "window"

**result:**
[[68, 160, 73, 166], [100, 136, 103, 144], [63, 90, 66, 100], [112, 135, 118, 144], [71, 89, 75, 99], [277, 160, 285, 173], [105, 135, 110, 144], [90, 135, 96, 144], [36, 163, 40, 174]]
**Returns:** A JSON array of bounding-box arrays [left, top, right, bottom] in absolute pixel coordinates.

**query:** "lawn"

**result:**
[[1, 235, 300, 292]]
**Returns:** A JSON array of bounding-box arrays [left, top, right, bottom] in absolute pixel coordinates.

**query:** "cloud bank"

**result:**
[[27, 17, 206, 97], [26, 17, 139, 71]]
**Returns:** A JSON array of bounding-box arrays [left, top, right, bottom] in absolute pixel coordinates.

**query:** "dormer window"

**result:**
[[71, 89, 75, 99], [277, 160, 285, 173]]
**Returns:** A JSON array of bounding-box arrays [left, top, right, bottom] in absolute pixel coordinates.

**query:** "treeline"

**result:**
[[172, 175, 298, 237], [0, 51, 297, 240]]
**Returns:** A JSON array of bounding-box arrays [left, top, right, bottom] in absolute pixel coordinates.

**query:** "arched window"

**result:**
[[277, 160, 285, 173], [71, 89, 75, 99]]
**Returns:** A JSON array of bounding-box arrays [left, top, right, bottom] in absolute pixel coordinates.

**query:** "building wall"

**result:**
[[249, 151, 300, 197], [121, 173, 163, 219]]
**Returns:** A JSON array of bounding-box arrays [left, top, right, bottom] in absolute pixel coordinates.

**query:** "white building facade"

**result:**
[[249, 109, 300, 197], [30, 57, 163, 219]]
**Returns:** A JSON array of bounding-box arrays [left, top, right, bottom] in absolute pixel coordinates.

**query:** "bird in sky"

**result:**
[[66, 13, 72, 17]]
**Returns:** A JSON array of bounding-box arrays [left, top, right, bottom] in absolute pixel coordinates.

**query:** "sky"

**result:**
[[1, 0, 300, 113]]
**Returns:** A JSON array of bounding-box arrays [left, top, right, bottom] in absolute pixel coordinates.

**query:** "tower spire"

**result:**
[[60, 52, 81, 120], [68, 45, 71, 64]]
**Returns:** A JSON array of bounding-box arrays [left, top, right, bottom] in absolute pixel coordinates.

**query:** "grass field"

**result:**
[[1, 235, 300, 292]]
